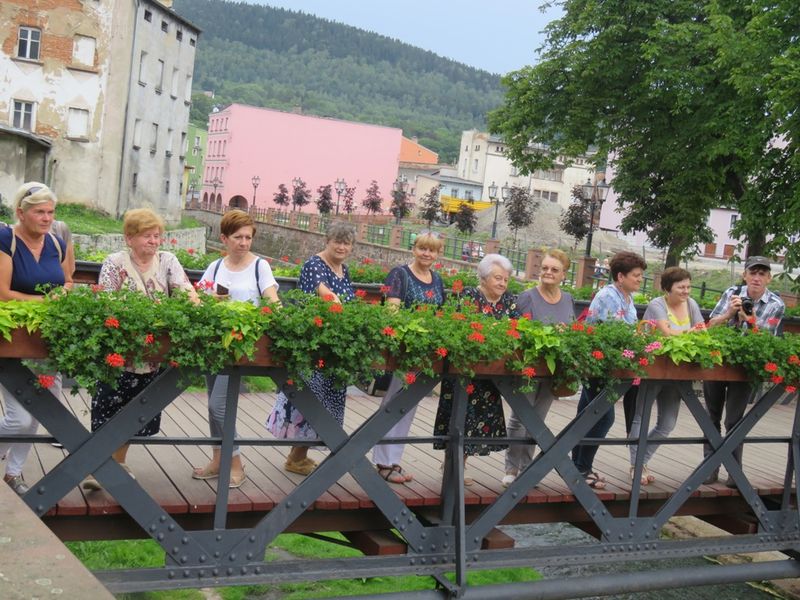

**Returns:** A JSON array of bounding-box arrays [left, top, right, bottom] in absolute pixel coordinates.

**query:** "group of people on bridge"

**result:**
[[0, 180, 786, 498]]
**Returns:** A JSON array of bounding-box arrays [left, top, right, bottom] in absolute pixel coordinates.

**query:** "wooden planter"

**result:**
[[0, 329, 48, 359]]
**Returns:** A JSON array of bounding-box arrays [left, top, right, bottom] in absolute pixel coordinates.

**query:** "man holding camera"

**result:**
[[703, 256, 785, 486]]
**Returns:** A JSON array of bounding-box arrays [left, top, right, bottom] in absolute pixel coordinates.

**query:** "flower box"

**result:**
[[0, 329, 48, 359]]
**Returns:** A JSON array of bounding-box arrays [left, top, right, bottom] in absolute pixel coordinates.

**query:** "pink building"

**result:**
[[201, 104, 403, 214]]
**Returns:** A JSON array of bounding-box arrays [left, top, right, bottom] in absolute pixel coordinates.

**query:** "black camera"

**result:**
[[735, 285, 754, 316]]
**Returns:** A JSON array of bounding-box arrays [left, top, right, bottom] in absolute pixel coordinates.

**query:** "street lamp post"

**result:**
[[488, 181, 499, 238], [251, 175, 260, 207], [581, 177, 610, 257], [211, 176, 221, 210], [334, 178, 346, 215]]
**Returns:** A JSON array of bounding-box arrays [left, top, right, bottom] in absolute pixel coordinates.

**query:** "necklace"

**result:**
[[320, 253, 343, 276], [538, 285, 561, 303]]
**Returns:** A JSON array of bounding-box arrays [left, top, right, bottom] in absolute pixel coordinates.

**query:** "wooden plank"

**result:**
[[344, 529, 407, 556]]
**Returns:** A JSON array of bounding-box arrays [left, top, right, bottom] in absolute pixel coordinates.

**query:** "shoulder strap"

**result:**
[[399, 265, 411, 302], [211, 258, 223, 281], [9, 231, 15, 258], [48, 232, 63, 263], [254, 257, 262, 296]]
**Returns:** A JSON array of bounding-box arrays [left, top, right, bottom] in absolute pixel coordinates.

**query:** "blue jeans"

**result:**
[[571, 380, 615, 475]]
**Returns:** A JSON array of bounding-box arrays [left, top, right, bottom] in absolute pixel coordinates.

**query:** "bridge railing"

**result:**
[[0, 335, 798, 598]]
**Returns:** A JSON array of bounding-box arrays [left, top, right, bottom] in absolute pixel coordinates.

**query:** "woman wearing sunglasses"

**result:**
[[372, 231, 446, 484]]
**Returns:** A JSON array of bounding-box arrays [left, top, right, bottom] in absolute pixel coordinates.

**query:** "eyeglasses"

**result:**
[[540, 266, 563, 273]]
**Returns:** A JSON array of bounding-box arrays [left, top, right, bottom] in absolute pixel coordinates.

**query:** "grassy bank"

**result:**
[[68, 533, 539, 599]]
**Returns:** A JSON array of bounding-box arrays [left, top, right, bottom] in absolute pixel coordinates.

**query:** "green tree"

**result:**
[[488, 0, 796, 267], [417, 185, 442, 227], [361, 180, 384, 215], [189, 92, 215, 125], [504, 186, 537, 248], [454, 202, 477, 235], [272, 183, 290, 209], [389, 187, 413, 224], [315, 184, 333, 215], [560, 185, 591, 245]]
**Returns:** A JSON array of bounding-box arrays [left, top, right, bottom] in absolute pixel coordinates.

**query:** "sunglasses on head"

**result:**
[[417, 230, 443, 239], [23, 186, 44, 199]]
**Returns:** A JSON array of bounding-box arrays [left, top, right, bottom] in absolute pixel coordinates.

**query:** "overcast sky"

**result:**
[[245, 1, 561, 74]]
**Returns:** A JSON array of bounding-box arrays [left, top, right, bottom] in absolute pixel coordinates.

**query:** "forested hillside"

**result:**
[[173, 0, 504, 162]]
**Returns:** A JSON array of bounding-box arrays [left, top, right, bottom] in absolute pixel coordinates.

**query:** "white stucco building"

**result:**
[[0, 0, 199, 222]]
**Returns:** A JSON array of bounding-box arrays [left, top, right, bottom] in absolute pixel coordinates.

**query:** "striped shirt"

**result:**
[[710, 285, 785, 335]]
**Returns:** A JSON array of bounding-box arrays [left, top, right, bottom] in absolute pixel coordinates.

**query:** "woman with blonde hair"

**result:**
[[82, 208, 199, 491], [502, 248, 575, 487], [192, 209, 279, 488], [371, 230, 446, 483], [0, 182, 71, 494]]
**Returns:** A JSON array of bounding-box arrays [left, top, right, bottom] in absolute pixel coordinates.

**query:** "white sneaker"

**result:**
[[501, 473, 516, 487]]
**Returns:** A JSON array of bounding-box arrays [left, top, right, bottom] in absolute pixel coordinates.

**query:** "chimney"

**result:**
[[155, 0, 174, 8]]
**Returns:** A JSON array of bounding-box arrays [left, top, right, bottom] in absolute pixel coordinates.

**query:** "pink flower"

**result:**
[[170, 238, 177, 245], [632, 378, 642, 386], [645, 341, 662, 353], [622, 349, 635, 359], [317, 359, 325, 368]]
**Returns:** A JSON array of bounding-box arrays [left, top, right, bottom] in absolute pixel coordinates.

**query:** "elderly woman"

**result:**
[[433, 254, 519, 485], [503, 248, 575, 487], [82, 208, 198, 491], [630, 267, 703, 485], [192, 210, 280, 488], [266, 222, 356, 476], [0, 182, 71, 495], [371, 231, 446, 484]]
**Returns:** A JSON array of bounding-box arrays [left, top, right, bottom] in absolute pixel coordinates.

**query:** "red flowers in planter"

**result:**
[[452, 280, 464, 294], [467, 332, 485, 343], [591, 350, 604, 360], [105, 353, 125, 368], [466, 383, 475, 394], [261, 306, 273, 315], [328, 303, 343, 313], [435, 347, 448, 358], [104, 316, 120, 328], [521, 366, 536, 378], [37, 374, 56, 389], [382, 326, 397, 337], [764, 362, 779, 373], [144, 333, 155, 345], [355, 289, 367, 298], [405, 372, 417, 384], [313, 316, 324, 327]]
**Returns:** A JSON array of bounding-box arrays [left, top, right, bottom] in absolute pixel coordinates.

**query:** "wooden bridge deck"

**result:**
[[10, 385, 794, 540]]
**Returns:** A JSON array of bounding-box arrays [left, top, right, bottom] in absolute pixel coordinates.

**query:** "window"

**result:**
[[72, 35, 96, 66], [193, 135, 200, 155], [161, 21, 169, 33], [133, 119, 142, 148], [150, 123, 158, 152], [451, 188, 459, 199], [464, 190, 474, 201], [533, 168, 564, 182], [67, 108, 89, 139], [12, 100, 34, 131], [144, 10, 152, 22], [730, 214, 739, 228], [171, 68, 179, 97], [176, 30, 183, 42], [18, 27, 41, 60], [474, 145, 480, 151], [138, 51, 147, 84], [166, 128, 173, 156], [532, 189, 559, 203], [164, 179, 170, 193], [155, 59, 164, 91], [184, 75, 192, 102], [189, 37, 196, 47], [473, 158, 479, 172], [132, 172, 138, 188], [180, 132, 186, 157]]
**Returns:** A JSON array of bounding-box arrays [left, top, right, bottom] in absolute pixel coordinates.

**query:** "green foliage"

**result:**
[[417, 185, 442, 226], [0, 300, 47, 340], [454, 202, 477, 235], [172, 0, 504, 162], [504, 186, 538, 245], [559, 186, 591, 242], [361, 180, 384, 215]]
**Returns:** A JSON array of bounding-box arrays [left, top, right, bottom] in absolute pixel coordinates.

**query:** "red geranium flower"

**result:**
[[313, 316, 324, 327], [586, 326, 595, 335], [786, 385, 797, 394], [231, 329, 244, 340], [789, 355, 800, 365], [468, 332, 485, 343], [452, 280, 464, 293], [105, 353, 125, 368], [328, 303, 343, 313], [452, 312, 466, 321], [639, 357, 649, 366], [571, 322, 585, 332], [322, 293, 335, 302], [771, 374, 784, 384], [522, 312, 532, 320], [435, 347, 448, 358], [286, 378, 294, 386], [104, 316, 120, 328], [405, 372, 417, 384], [764, 362, 779, 373], [591, 350, 604, 360], [144, 333, 155, 345], [294, 258, 301, 264], [382, 326, 396, 337], [169, 360, 180, 368], [509, 318, 519, 330], [435, 310, 444, 318], [470, 321, 483, 331], [506, 328, 520, 339], [355, 289, 367, 298], [261, 305, 273, 315], [280, 255, 290, 262], [317, 359, 325, 368], [170, 238, 177, 245], [521, 366, 536, 378], [37, 374, 56, 389], [187, 248, 195, 255], [90, 284, 102, 293], [466, 384, 475, 394], [434, 262, 443, 269]]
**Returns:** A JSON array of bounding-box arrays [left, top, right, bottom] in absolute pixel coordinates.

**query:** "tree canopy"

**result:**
[[417, 186, 442, 226], [488, 0, 799, 269], [454, 202, 477, 235], [362, 181, 384, 215]]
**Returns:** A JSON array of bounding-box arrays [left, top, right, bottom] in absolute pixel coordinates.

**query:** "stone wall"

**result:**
[[73, 227, 207, 254]]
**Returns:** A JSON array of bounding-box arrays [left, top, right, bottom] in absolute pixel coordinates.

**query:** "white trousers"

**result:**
[[371, 375, 416, 467]]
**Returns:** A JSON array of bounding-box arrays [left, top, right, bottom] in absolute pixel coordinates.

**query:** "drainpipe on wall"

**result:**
[[116, 0, 141, 217]]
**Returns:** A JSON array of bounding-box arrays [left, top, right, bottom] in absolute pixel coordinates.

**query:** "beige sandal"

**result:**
[[285, 457, 318, 476]]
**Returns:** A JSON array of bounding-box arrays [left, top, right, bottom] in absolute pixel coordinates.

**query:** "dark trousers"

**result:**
[[702, 381, 753, 466], [572, 380, 614, 475]]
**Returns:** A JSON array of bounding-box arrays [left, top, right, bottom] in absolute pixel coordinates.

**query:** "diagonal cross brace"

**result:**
[[0, 360, 211, 563], [466, 379, 633, 547], [224, 374, 450, 562]]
